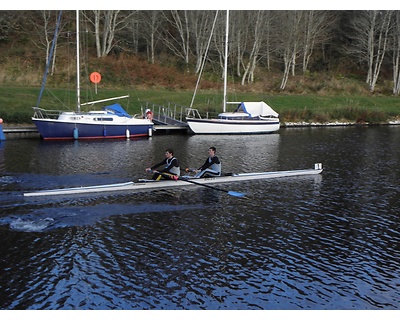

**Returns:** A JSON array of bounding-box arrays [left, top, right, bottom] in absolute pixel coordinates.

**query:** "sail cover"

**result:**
[[237, 102, 279, 117], [103, 104, 132, 118]]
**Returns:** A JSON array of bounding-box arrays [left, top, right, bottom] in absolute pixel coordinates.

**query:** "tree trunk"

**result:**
[[369, 11, 392, 92], [391, 12, 400, 95]]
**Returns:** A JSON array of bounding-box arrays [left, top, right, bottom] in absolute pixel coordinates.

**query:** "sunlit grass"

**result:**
[[0, 85, 399, 124]]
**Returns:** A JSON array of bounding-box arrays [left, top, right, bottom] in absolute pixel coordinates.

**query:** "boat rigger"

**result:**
[[23, 163, 323, 197]]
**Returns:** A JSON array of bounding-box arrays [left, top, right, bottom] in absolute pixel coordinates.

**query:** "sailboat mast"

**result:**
[[223, 10, 229, 113], [76, 10, 81, 112]]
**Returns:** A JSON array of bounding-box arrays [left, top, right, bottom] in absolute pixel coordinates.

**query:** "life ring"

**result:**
[[146, 110, 153, 121]]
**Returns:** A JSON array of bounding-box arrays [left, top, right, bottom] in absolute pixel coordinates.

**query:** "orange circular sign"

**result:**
[[90, 72, 102, 84]]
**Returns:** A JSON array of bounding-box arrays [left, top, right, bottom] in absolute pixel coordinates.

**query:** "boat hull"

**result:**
[[33, 118, 153, 140], [24, 165, 323, 197], [186, 118, 280, 134]]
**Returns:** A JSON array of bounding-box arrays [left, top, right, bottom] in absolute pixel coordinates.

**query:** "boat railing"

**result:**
[[141, 101, 188, 126], [185, 108, 202, 119], [186, 108, 220, 120], [32, 107, 63, 119]]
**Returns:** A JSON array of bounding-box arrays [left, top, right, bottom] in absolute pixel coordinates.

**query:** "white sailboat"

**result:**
[[32, 11, 154, 140], [186, 11, 280, 134]]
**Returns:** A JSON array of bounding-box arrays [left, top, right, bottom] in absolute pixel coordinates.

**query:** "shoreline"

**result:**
[[3, 120, 400, 132], [2, 120, 400, 140], [282, 119, 400, 127]]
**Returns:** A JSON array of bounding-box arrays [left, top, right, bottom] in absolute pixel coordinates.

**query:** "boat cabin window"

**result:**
[[219, 115, 250, 120], [94, 118, 114, 121]]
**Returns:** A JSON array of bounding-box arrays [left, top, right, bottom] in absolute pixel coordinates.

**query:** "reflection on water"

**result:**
[[0, 127, 399, 310], [186, 134, 281, 172]]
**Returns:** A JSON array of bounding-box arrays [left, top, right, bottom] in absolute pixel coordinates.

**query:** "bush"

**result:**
[[1, 110, 32, 124]]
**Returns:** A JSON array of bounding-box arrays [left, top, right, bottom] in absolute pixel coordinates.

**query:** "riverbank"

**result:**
[[3, 119, 400, 140], [1, 86, 400, 125], [283, 118, 400, 127]]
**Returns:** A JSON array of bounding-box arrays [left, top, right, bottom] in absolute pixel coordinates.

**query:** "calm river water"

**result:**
[[0, 126, 399, 310]]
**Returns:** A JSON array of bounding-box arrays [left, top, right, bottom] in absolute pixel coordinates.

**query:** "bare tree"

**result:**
[[188, 10, 218, 74], [230, 11, 247, 78], [124, 10, 140, 55], [29, 11, 64, 74], [161, 10, 191, 70], [212, 11, 229, 80], [301, 11, 337, 74], [140, 11, 164, 63], [274, 11, 303, 90], [391, 11, 400, 95], [238, 11, 271, 85], [263, 11, 274, 72], [347, 10, 393, 92], [5, 10, 400, 93], [367, 11, 392, 92], [84, 10, 134, 58]]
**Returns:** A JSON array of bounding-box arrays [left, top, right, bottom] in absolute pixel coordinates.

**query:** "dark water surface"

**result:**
[[0, 126, 399, 310]]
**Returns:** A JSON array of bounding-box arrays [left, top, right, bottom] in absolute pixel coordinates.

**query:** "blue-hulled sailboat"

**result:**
[[32, 11, 153, 140]]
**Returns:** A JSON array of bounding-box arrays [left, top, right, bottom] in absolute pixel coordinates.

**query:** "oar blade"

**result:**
[[227, 191, 246, 198], [157, 171, 246, 198]]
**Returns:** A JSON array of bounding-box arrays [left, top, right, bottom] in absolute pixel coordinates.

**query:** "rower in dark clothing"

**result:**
[[146, 148, 180, 180], [194, 146, 221, 178]]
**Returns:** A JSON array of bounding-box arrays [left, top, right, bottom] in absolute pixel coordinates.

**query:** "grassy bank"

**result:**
[[0, 85, 399, 125], [1, 52, 400, 125]]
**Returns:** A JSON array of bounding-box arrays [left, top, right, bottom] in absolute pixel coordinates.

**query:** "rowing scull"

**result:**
[[23, 163, 323, 197]]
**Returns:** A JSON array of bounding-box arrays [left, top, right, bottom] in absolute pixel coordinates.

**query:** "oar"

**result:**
[[179, 177, 246, 198], [151, 171, 246, 198]]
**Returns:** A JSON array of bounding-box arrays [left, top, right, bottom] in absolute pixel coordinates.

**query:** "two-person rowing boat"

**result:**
[[23, 163, 323, 197]]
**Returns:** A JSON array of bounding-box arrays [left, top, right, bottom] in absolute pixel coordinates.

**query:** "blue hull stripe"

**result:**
[[33, 120, 153, 140]]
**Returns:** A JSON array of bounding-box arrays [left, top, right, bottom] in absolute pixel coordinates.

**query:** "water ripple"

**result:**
[[1, 128, 400, 309]]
